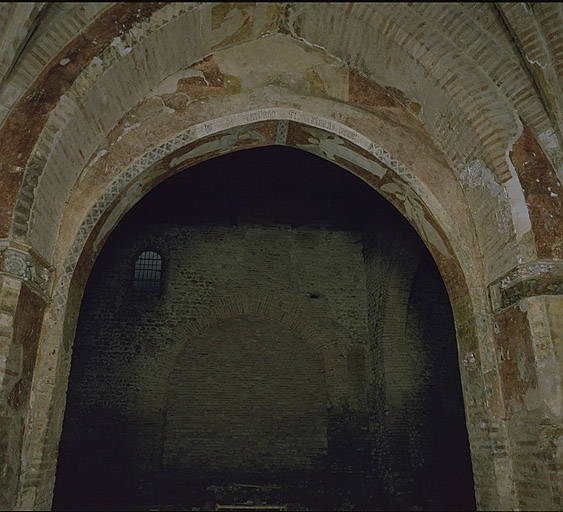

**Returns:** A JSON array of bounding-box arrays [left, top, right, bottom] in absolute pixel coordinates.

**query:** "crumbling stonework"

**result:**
[[0, 2, 561, 510]]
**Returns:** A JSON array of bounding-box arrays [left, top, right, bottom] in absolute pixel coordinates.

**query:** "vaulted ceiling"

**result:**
[[1, 3, 562, 161]]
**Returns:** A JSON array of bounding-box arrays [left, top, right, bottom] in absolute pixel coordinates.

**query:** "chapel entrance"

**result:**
[[53, 146, 475, 511]]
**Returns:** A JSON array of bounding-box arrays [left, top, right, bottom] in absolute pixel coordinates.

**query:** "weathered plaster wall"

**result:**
[[0, 3, 562, 510]]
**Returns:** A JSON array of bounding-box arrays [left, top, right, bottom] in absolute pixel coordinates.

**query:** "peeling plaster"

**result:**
[[209, 3, 248, 48], [526, 56, 546, 69], [463, 352, 476, 367], [110, 36, 132, 57], [462, 160, 505, 198], [212, 34, 348, 99], [504, 116, 532, 245], [116, 122, 141, 143], [504, 175, 531, 243], [153, 69, 209, 96], [87, 149, 107, 169], [284, 5, 346, 68], [461, 160, 514, 243], [538, 128, 558, 150]]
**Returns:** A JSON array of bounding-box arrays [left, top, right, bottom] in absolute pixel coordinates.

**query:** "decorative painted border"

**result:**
[[54, 109, 415, 310], [275, 119, 289, 145], [489, 260, 563, 311]]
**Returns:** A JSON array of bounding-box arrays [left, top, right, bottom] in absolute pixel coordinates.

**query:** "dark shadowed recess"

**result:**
[[53, 146, 475, 512], [130, 146, 382, 229]]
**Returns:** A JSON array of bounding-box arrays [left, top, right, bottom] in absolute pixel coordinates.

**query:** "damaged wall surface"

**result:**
[[0, 2, 562, 510]]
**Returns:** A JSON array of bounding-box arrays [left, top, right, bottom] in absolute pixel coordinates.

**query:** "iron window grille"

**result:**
[[133, 251, 162, 292]]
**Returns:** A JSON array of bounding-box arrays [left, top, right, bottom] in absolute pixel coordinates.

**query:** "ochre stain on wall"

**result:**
[[6, 284, 46, 411], [510, 121, 563, 258], [211, 3, 255, 50], [0, 3, 166, 237], [493, 305, 538, 415]]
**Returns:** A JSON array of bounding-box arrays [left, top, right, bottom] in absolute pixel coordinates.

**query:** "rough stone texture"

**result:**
[[0, 279, 46, 508], [0, 2, 562, 510]]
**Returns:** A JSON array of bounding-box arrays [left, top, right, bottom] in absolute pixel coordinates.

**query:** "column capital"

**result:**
[[0, 241, 53, 299], [489, 260, 563, 312]]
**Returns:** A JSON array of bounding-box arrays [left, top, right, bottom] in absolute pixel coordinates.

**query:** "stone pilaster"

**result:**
[[0, 243, 52, 510]]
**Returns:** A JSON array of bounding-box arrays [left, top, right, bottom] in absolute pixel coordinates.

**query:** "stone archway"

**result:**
[[15, 109, 491, 511], [51, 146, 476, 510], [0, 5, 561, 510]]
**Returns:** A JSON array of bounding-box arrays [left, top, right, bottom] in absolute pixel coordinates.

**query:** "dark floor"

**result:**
[[53, 472, 475, 511]]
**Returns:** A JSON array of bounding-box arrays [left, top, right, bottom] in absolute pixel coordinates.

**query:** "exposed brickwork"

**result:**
[[56, 219, 365, 506], [64, 220, 367, 412], [54, 165, 474, 509], [165, 315, 328, 479], [0, 4, 113, 123], [509, 413, 563, 510], [290, 2, 536, 183], [0, 279, 46, 510], [0, 3, 562, 510], [0, 2, 167, 237], [497, 4, 563, 147], [362, 217, 475, 508]]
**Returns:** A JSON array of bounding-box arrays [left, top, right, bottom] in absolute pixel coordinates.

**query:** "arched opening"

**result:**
[[2, 5, 562, 510], [53, 146, 475, 511]]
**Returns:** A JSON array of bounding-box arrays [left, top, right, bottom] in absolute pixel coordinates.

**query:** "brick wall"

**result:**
[[56, 218, 368, 506], [362, 215, 476, 509], [54, 154, 474, 509], [164, 315, 328, 479]]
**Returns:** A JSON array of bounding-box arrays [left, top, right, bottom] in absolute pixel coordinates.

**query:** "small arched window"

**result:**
[[133, 251, 162, 292]]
